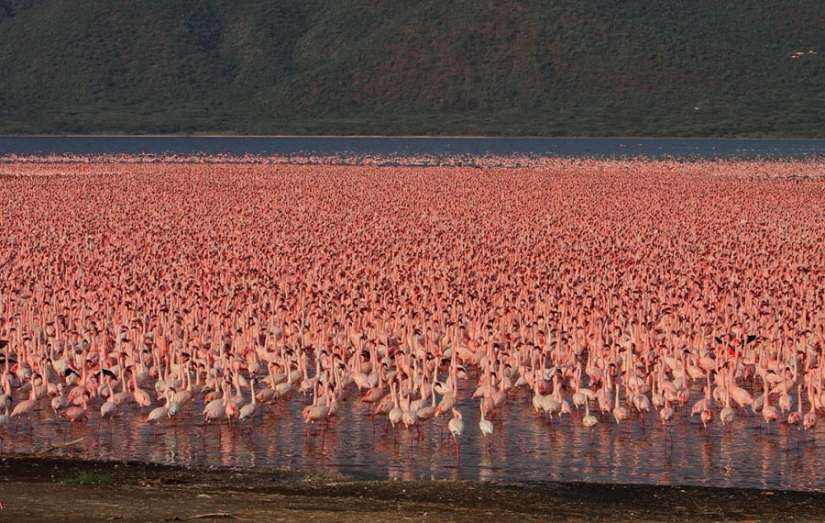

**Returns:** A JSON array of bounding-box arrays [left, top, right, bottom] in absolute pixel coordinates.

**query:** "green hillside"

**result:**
[[0, 0, 823, 137]]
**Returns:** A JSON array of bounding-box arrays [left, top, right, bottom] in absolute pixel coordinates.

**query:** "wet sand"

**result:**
[[1, 455, 824, 523]]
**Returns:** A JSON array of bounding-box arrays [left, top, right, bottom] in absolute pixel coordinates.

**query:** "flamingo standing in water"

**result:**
[[416, 376, 438, 422], [303, 382, 330, 440], [238, 378, 259, 432], [582, 397, 598, 445], [203, 380, 230, 437], [786, 381, 803, 428], [388, 379, 403, 431], [147, 388, 174, 437], [803, 381, 818, 440], [696, 374, 714, 429], [448, 408, 464, 454], [99, 396, 118, 432], [659, 398, 675, 447], [785, 382, 804, 449], [612, 378, 628, 430], [479, 397, 493, 444], [760, 378, 780, 434], [51, 384, 68, 416], [0, 403, 9, 427], [132, 372, 152, 412], [401, 390, 420, 433], [720, 387, 736, 433], [10, 377, 38, 432], [60, 391, 90, 429]]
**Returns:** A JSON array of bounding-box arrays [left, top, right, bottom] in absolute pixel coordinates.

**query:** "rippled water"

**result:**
[[4, 370, 823, 491]]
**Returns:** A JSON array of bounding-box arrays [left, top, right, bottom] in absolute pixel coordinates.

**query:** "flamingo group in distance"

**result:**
[[0, 155, 823, 461]]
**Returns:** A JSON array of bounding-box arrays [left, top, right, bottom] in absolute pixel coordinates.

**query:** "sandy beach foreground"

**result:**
[[0, 455, 822, 523]]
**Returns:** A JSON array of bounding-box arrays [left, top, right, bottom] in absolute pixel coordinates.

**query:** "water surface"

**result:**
[[1, 136, 824, 161], [4, 372, 822, 492]]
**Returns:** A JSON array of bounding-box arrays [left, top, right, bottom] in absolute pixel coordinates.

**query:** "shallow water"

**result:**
[[4, 372, 823, 492]]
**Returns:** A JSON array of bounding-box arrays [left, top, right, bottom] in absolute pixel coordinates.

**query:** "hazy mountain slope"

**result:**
[[0, 0, 822, 136]]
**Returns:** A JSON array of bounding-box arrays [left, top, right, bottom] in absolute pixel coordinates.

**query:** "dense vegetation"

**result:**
[[0, 0, 822, 136]]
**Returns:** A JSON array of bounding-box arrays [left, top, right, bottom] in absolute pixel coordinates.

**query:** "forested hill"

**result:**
[[0, 0, 822, 137]]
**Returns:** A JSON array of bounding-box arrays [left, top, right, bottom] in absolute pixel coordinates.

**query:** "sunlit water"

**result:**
[[3, 371, 823, 492]]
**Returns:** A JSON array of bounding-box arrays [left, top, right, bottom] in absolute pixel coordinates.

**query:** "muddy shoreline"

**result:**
[[0, 455, 823, 522]]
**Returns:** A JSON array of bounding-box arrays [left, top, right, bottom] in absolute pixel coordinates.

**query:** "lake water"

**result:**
[[2, 136, 825, 492], [3, 370, 822, 492], [1, 136, 825, 161]]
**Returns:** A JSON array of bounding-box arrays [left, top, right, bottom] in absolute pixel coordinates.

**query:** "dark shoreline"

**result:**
[[2, 454, 824, 522]]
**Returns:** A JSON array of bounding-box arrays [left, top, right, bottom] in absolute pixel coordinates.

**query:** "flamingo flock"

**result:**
[[0, 156, 824, 461]]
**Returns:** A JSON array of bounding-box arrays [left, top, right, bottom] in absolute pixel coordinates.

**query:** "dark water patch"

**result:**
[[1, 136, 825, 161]]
